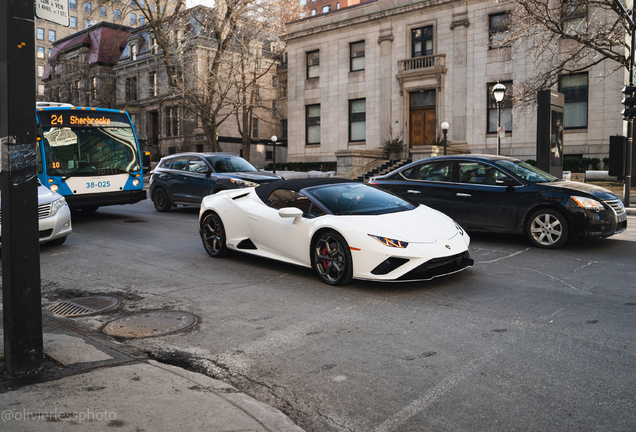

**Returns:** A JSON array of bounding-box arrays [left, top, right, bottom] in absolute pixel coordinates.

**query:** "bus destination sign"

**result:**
[[38, 110, 131, 128]]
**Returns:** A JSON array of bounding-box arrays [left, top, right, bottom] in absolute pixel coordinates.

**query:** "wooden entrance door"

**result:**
[[409, 108, 436, 148]]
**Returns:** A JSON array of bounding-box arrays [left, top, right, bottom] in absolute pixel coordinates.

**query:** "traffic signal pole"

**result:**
[[1, 0, 44, 375], [616, 0, 635, 207]]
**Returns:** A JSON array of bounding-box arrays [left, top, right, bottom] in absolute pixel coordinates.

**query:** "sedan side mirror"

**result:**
[[278, 207, 303, 223]]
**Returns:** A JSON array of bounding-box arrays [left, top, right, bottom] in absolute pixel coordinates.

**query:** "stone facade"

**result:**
[[284, 0, 624, 173], [36, 0, 179, 101]]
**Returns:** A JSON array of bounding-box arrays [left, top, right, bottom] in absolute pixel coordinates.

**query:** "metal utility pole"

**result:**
[[615, 0, 635, 207], [1, 0, 44, 375]]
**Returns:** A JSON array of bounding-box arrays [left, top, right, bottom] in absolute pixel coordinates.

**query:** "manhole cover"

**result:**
[[49, 296, 120, 317], [103, 311, 196, 338]]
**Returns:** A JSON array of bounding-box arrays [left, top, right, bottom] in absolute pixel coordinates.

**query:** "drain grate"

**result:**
[[103, 311, 196, 338], [49, 296, 120, 317]]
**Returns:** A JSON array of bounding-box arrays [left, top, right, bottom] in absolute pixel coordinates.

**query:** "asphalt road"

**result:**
[[38, 199, 636, 431]]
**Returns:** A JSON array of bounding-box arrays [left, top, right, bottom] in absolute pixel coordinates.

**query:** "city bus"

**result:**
[[36, 103, 146, 211]]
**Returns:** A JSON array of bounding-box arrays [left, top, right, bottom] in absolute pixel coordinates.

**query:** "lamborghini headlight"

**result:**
[[571, 196, 604, 210], [50, 197, 66, 216], [230, 178, 259, 188], [368, 234, 408, 248]]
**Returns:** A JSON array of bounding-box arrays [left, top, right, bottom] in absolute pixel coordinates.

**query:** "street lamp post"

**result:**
[[441, 122, 449, 155], [493, 82, 507, 156], [271, 135, 278, 174]]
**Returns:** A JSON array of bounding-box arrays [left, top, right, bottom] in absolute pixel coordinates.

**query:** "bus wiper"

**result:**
[[61, 163, 95, 181]]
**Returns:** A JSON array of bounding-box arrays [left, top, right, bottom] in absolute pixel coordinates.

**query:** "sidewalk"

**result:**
[[0, 311, 304, 432]]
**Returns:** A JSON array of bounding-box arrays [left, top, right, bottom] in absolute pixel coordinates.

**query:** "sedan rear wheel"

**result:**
[[526, 208, 569, 249], [200, 213, 228, 257], [153, 188, 171, 212], [312, 231, 353, 285]]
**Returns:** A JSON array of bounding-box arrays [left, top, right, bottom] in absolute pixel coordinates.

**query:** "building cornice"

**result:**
[[284, 0, 450, 41]]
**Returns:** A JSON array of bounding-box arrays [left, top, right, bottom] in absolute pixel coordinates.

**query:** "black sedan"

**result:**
[[369, 155, 627, 248], [149, 152, 282, 212]]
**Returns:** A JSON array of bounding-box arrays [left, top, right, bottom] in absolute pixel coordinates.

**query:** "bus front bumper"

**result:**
[[65, 190, 147, 209]]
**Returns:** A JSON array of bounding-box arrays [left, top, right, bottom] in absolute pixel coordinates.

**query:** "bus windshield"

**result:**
[[42, 125, 141, 177]]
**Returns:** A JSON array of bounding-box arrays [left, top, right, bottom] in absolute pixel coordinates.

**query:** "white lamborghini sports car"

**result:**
[[198, 178, 473, 285]]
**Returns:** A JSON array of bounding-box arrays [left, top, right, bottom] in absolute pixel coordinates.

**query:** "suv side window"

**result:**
[[402, 161, 453, 182], [170, 157, 188, 171], [188, 157, 208, 173]]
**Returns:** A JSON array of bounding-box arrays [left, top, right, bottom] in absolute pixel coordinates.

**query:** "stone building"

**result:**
[[35, 0, 180, 101], [42, 22, 132, 108], [112, 6, 287, 167], [284, 0, 624, 177]]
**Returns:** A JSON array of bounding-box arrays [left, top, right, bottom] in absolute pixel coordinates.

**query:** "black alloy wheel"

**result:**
[[312, 230, 353, 285], [153, 188, 171, 212], [526, 208, 570, 249], [200, 213, 228, 257]]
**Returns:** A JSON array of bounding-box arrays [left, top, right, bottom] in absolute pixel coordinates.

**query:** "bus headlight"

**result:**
[[50, 184, 59, 192], [132, 179, 140, 186], [50, 197, 66, 216]]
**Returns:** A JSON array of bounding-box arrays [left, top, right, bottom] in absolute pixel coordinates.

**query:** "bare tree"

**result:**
[[495, 0, 628, 105]]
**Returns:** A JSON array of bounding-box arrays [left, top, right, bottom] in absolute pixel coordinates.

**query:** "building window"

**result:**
[[489, 12, 511, 49], [350, 41, 365, 72], [322, 5, 331, 12], [38, 84, 45, 96], [126, 77, 138, 101], [563, 1, 587, 35], [37, 46, 45, 58], [48, 30, 56, 42], [281, 119, 288, 138], [90, 77, 97, 100], [149, 71, 157, 97], [306, 104, 320, 145], [49, 48, 52, 57], [100, 6, 106, 16], [411, 25, 433, 57], [139, 16, 145, 26], [300, 0, 306, 5], [37, 28, 44, 40], [487, 81, 513, 133], [69, 0, 76, 10], [131, 13, 136, 24], [337, 2, 340, 9], [131, 44, 137, 60], [151, 3, 156, 12], [165, 106, 180, 136], [306, 50, 319, 79], [85, 2, 91, 13], [252, 118, 259, 138], [70, 16, 77, 28], [559, 73, 588, 129], [114, 9, 121, 19], [311, 9, 316, 15], [349, 99, 366, 142], [37, 65, 44, 77], [131, 0, 136, 6]]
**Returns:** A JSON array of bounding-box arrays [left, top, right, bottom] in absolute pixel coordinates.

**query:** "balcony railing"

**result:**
[[398, 54, 445, 72]]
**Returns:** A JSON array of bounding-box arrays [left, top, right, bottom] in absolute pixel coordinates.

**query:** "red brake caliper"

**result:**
[[321, 245, 328, 269]]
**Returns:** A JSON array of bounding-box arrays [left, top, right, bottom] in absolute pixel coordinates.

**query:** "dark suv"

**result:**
[[149, 152, 282, 212]]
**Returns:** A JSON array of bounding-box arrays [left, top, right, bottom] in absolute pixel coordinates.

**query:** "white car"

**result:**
[[0, 181, 72, 246], [199, 178, 473, 285]]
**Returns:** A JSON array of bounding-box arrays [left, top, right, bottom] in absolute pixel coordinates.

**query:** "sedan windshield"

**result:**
[[306, 183, 415, 215], [494, 159, 559, 183], [205, 155, 257, 173]]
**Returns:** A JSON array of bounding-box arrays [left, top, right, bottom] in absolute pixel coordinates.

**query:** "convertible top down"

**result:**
[[199, 178, 473, 285]]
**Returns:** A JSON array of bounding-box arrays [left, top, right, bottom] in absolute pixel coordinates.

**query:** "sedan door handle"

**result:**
[[456, 193, 471, 197], [407, 190, 421, 194]]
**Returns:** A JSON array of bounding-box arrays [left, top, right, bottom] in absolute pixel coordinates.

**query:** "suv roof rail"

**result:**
[[36, 102, 75, 108]]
